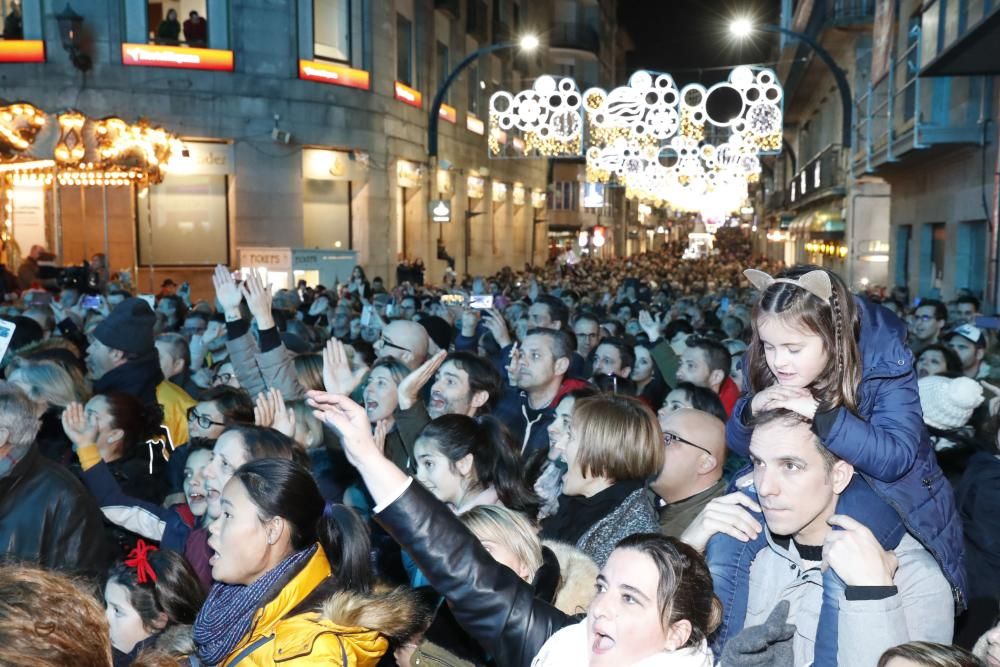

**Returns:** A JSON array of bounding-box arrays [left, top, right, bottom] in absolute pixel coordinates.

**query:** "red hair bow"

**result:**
[[124, 540, 158, 584]]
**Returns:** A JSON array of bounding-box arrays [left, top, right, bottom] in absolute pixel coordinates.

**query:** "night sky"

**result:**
[[620, 0, 782, 86]]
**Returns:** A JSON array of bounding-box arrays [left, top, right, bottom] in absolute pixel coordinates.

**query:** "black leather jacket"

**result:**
[[0, 446, 113, 578], [375, 482, 573, 667]]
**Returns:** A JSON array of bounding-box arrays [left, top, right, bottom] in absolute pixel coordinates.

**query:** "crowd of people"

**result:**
[[0, 230, 998, 667]]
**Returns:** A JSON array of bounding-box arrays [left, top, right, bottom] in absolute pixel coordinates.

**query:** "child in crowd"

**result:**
[[713, 265, 965, 661]]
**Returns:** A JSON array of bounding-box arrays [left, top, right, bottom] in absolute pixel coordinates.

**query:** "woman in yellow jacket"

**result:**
[[192, 458, 426, 666]]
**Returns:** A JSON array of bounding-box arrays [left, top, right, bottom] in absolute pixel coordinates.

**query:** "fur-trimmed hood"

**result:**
[[320, 584, 432, 643], [543, 540, 599, 616]]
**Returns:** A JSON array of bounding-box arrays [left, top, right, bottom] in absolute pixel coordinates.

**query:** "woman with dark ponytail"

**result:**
[[193, 458, 427, 666], [414, 414, 540, 517]]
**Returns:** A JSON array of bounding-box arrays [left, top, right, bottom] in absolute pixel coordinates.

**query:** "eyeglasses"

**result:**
[[378, 334, 412, 353], [914, 314, 938, 322], [663, 431, 713, 457], [187, 407, 226, 429]]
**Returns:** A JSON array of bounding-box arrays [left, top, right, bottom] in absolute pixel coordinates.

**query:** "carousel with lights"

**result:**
[[0, 102, 181, 269]]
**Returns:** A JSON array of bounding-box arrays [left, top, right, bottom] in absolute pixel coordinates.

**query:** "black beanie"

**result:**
[[417, 314, 453, 352], [94, 297, 156, 355]]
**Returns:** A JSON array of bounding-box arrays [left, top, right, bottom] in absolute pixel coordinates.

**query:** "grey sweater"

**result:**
[[745, 531, 954, 666], [577, 487, 660, 568]]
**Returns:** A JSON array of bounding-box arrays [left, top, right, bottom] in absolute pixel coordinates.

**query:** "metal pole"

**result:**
[[763, 24, 853, 149], [53, 178, 63, 263], [428, 42, 519, 159], [79, 185, 87, 261]]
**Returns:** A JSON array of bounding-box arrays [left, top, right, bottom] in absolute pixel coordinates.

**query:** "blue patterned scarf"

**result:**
[[193, 544, 316, 665]]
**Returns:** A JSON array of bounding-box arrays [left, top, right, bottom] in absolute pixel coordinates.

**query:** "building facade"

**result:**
[[1, 0, 558, 296], [761, 0, 893, 291], [853, 0, 998, 306]]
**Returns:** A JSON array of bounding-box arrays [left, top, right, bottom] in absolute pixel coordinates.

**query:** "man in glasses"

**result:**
[[911, 299, 947, 354], [649, 407, 727, 538], [375, 320, 430, 371]]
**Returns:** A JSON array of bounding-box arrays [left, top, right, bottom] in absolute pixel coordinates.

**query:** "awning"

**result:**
[[788, 210, 845, 234], [922, 5, 1000, 76]]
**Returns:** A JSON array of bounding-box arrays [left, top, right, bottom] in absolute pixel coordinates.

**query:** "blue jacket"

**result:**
[[726, 296, 967, 608]]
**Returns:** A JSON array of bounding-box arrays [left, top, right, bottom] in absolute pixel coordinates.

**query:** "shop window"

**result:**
[[314, 0, 351, 62], [396, 13, 413, 86], [137, 174, 229, 265], [303, 180, 351, 250], [146, 1, 209, 46], [1, 0, 23, 39], [551, 181, 578, 211]]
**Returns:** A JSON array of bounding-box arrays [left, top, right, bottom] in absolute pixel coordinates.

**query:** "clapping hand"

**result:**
[[397, 350, 446, 411], [322, 338, 367, 395], [254, 387, 296, 439], [61, 402, 98, 451]]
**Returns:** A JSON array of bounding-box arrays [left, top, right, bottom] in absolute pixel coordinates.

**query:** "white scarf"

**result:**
[[531, 621, 716, 667]]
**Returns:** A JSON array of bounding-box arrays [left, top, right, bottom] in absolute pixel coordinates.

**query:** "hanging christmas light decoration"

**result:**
[[488, 75, 584, 158], [54, 111, 87, 165]]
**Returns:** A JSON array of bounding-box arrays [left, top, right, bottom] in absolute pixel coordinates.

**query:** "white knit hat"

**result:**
[[918, 375, 984, 431]]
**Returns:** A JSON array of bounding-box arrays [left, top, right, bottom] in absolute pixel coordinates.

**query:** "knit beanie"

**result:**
[[417, 315, 453, 353], [93, 297, 156, 355], [918, 375, 984, 431]]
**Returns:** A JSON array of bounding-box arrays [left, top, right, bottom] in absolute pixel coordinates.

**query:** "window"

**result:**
[[1, 0, 23, 39], [314, 0, 351, 62], [396, 14, 413, 85], [512, 1, 521, 32], [146, 1, 209, 46], [138, 174, 229, 265], [437, 41, 450, 102], [551, 181, 578, 211], [467, 62, 480, 115], [555, 58, 575, 78], [304, 180, 352, 249]]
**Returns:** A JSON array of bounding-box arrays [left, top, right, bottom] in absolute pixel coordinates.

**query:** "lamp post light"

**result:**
[[729, 17, 851, 149], [55, 2, 91, 71], [427, 34, 539, 160], [426, 34, 539, 276]]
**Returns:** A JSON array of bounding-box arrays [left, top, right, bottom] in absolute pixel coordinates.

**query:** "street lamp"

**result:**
[[56, 2, 91, 71], [729, 17, 852, 148], [427, 34, 540, 160]]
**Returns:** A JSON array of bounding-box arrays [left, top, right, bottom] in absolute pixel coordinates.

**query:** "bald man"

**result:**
[[651, 407, 728, 537], [375, 319, 430, 370]]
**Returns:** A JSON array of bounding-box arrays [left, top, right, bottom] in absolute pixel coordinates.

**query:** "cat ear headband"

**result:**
[[743, 268, 833, 302]]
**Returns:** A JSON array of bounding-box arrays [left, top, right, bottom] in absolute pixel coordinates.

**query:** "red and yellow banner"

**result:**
[[298, 59, 370, 90], [394, 81, 423, 108], [0, 40, 45, 63], [439, 103, 457, 124], [121, 43, 234, 71]]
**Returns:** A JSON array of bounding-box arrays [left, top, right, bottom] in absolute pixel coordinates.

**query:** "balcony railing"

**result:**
[[853, 23, 985, 174], [549, 23, 599, 54], [826, 0, 876, 25], [788, 144, 845, 209]]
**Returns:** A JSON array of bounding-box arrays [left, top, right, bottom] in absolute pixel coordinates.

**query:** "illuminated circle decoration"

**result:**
[[0, 103, 46, 155]]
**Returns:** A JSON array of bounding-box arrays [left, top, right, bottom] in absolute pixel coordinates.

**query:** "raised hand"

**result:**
[[307, 391, 379, 468], [240, 270, 274, 329], [397, 350, 447, 411], [638, 310, 663, 342], [212, 265, 243, 319], [254, 387, 296, 439], [61, 402, 98, 451], [481, 309, 512, 347], [322, 338, 367, 395]]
